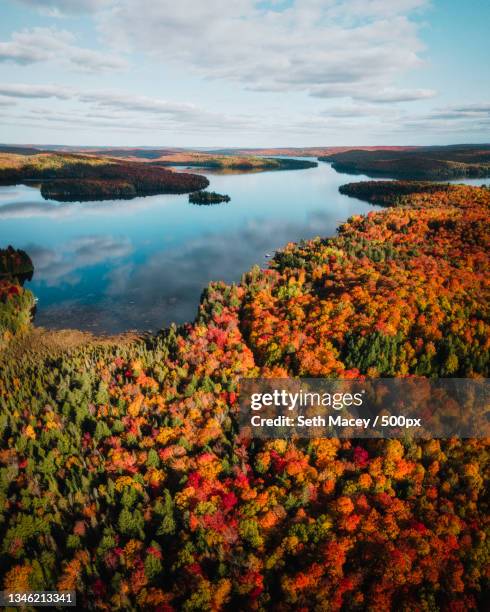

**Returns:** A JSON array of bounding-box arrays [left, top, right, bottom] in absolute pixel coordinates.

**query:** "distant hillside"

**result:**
[[0, 145, 45, 155], [151, 152, 317, 171], [319, 144, 490, 179], [1, 144, 418, 160], [84, 148, 182, 159], [206, 146, 417, 157], [0, 145, 187, 159]]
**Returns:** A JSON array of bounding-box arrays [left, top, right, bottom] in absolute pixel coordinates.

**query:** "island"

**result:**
[[150, 152, 318, 172], [0, 152, 209, 202], [319, 144, 490, 180], [188, 191, 231, 204], [40, 178, 138, 202]]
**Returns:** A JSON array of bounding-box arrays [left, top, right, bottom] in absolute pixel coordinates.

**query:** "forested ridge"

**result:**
[[151, 154, 317, 172], [0, 153, 209, 202], [0, 182, 488, 610], [319, 145, 490, 180]]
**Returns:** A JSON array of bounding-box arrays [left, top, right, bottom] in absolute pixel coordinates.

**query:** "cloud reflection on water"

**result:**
[[33, 209, 347, 333], [27, 235, 133, 287]]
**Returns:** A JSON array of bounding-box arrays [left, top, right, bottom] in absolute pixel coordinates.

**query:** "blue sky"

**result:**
[[0, 0, 488, 147]]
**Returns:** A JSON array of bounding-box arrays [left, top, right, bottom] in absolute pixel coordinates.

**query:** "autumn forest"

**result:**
[[2, 0, 490, 608], [0, 175, 489, 610]]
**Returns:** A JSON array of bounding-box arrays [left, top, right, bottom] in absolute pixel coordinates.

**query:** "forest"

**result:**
[[0, 181, 488, 610], [319, 145, 490, 180], [0, 153, 209, 202]]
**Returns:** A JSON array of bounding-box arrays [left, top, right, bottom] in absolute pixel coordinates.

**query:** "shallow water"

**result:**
[[0, 161, 486, 333]]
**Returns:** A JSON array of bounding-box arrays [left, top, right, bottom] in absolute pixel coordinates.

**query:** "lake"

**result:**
[[0, 161, 485, 334]]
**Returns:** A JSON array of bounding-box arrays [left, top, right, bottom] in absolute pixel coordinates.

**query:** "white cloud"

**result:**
[[0, 27, 66, 64], [0, 27, 127, 71], [384, 103, 490, 136], [0, 83, 73, 99], [79, 90, 253, 128], [0, 84, 255, 134], [2, 83, 488, 143], [2, 1, 487, 145], [1, 78, 488, 144], [418, 104, 490, 124], [14, 0, 111, 15], [79, 91, 203, 116], [351, 88, 436, 104], [66, 47, 127, 71], [321, 0, 427, 20], [0, 97, 16, 106], [97, 0, 431, 101], [441, 103, 490, 116]]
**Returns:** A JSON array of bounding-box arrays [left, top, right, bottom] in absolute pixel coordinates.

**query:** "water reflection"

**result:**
[[26, 208, 351, 332], [0, 194, 170, 220], [1, 161, 387, 333], [27, 236, 133, 287]]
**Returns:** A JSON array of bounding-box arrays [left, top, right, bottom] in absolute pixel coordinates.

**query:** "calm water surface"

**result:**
[[0, 161, 485, 333]]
